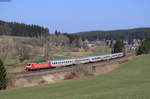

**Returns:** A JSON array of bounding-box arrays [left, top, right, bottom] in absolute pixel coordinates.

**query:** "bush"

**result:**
[[64, 74, 76, 80]]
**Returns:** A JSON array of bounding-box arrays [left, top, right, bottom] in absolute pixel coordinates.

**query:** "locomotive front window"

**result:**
[[27, 64, 31, 66]]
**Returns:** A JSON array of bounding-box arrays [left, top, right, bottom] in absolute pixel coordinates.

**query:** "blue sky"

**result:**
[[0, 0, 150, 33]]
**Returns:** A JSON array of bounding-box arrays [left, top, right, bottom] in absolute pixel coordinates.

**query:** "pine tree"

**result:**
[[0, 59, 7, 90], [55, 30, 61, 35]]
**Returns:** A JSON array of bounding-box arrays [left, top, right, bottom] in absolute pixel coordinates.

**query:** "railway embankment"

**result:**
[[7, 55, 133, 89]]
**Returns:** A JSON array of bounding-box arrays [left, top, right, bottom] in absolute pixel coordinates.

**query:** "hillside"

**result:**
[[76, 28, 150, 41], [0, 54, 150, 99], [0, 36, 110, 73]]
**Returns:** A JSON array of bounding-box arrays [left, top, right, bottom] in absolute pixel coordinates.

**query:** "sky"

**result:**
[[0, 0, 150, 33]]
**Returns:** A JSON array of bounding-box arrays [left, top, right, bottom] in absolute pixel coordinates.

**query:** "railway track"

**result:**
[[9, 67, 72, 79], [9, 55, 133, 79]]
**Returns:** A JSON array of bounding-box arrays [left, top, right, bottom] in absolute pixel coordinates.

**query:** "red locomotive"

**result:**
[[25, 60, 52, 70]]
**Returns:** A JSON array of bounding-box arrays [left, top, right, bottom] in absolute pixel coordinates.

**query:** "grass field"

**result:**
[[0, 54, 150, 99], [0, 35, 32, 41]]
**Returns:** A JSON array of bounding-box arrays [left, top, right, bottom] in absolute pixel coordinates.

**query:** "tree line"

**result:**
[[0, 20, 49, 37], [76, 28, 150, 41]]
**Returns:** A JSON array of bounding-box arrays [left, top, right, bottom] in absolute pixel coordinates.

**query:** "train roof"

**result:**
[[48, 53, 123, 63], [30, 60, 48, 63], [50, 58, 76, 62], [50, 53, 121, 61]]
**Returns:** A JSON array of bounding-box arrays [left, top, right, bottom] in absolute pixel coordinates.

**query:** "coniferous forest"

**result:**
[[76, 28, 150, 41], [0, 20, 49, 37]]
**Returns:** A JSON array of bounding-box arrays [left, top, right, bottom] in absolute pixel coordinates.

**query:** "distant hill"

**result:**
[[0, 20, 50, 37], [76, 28, 150, 41], [1, 20, 150, 40]]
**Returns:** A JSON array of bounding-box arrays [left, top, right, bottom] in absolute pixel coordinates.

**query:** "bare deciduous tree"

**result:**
[[0, 37, 14, 62], [0, 23, 12, 35], [16, 42, 32, 62]]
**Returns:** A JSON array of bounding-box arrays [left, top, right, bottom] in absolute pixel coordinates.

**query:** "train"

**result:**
[[25, 52, 125, 71]]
